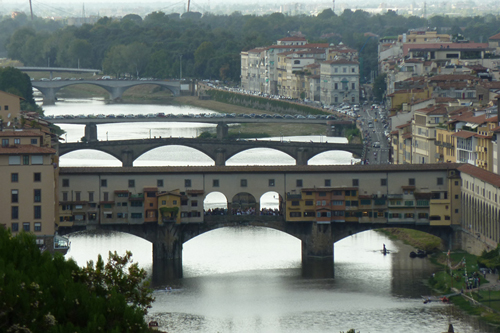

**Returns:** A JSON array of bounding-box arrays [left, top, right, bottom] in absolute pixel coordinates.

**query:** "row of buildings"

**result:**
[[240, 36, 361, 105], [381, 29, 500, 176]]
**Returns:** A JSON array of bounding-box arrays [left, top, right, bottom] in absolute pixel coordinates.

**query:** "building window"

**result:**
[[23, 222, 30, 232], [31, 139, 37, 145], [11, 222, 18, 232], [34, 206, 41, 219], [296, 179, 303, 187], [14, 138, 20, 144], [11, 190, 18, 203], [241, 179, 247, 187], [62, 192, 68, 201], [89, 192, 94, 202], [75, 191, 81, 201], [455, 209, 459, 213], [305, 200, 313, 206], [352, 179, 359, 186], [269, 179, 275, 187], [103, 192, 109, 201], [34, 173, 41, 182], [352, 83, 355, 90], [409, 178, 415, 186], [157, 179, 164, 187], [101, 179, 107, 187], [325, 179, 331, 187], [11, 173, 18, 182], [2, 138, 8, 147], [34, 222, 41, 232], [191, 200, 198, 207], [185, 179, 191, 187], [12, 206, 19, 219], [23, 155, 29, 165], [128, 179, 135, 188], [334, 83, 338, 90], [34, 189, 41, 203], [381, 179, 387, 186], [32, 155, 43, 165], [213, 179, 219, 187], [351, 68, 355, 73], [437, 177, 444, 185], [9, 156, 20, 165], [62, 179, 69, 187]]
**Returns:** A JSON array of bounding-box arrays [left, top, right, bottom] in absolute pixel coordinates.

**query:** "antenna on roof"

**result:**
[[29, 0, 34, 20]]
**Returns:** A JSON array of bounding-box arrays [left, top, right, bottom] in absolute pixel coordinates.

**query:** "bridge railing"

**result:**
[[204, 215, 285, 225]]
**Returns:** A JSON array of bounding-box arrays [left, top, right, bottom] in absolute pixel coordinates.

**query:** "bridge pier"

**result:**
[[216, 123, 228, 140], [121, 149, 134, 167], [302, 223, 334, 258], [215, 148, 226, 166], [296, 148, 310, 165], [85, 123, 98, 142], [40, 88, 57, 105]]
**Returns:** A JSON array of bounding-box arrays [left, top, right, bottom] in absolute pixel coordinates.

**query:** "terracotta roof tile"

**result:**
[[458, 164, 500, 188], [0, 130, 43, 137], [489, 32, 500, 41], [323, 59, 359, 65], [0, 145, 55, 154], [452, 131, 476, 138], [59, 163, 464, 175]]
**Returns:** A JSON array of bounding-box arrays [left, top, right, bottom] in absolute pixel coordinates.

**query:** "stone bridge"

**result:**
[[32, 79, 181, 105], [58, 215, 455, 265], [58, 137, 364, 166]]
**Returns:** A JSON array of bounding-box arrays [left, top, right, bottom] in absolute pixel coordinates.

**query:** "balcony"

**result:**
[[387, 194, 403, 199]]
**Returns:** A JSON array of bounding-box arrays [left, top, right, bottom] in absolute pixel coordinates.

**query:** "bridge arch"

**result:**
[[259, 191, 283, 216], [308, 149, 359, 165], [134, 145, 215, 166], [203, 191, 228, 215], [116, 82, 177, 97], [226, 148, 295, 166], [58, 149, 123, 167], [231, 192, 257, 215]]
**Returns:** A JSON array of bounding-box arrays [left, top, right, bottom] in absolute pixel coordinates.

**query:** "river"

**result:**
[[43, 98, 496, 333]]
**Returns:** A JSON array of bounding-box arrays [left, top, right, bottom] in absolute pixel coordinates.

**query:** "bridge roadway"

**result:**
[[58, 137, 364, 166], [32, 79, 181, 105]]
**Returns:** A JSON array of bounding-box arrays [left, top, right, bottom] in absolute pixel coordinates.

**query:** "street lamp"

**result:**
[[179, 54, 183, 81]]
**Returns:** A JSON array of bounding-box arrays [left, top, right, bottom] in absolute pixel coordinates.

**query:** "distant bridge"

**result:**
[[54, 118, 353, 140], [32, 79, 182, 105], [17, 66, 101, 75], [58, 137, 364, 166]]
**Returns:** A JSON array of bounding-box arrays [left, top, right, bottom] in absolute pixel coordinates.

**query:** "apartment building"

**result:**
[[412, 105, 448, 164], [0, 90, 22, 124], [319, 59, 360, 105], [0, 129, 58, 249]]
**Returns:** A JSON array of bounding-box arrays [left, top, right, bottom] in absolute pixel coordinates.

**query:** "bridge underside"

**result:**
[[58, 217, 455, 268]]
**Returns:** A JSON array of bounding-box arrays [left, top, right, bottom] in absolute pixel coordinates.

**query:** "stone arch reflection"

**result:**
[[203, 191, 228, 216], [231, 192, 257, 215]]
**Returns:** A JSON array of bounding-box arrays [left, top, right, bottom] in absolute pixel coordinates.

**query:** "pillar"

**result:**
[[153, 239, 182, 261], [216, 123, 229, 140], [302, 223, 334, 258], [84, 123, 98, 142], [215, 148, 226, 166], [296, 147, 310, 165], [41, 88, 56, 105], [121, 149, 134, 167]]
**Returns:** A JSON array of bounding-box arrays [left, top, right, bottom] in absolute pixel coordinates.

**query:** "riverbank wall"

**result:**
[[457, 227, 498, 256]]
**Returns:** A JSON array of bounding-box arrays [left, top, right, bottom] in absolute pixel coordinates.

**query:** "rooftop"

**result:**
[[458, 164, 500, 188]]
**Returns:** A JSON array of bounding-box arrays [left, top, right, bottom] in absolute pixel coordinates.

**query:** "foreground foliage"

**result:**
[[0, 228, 154, 332]]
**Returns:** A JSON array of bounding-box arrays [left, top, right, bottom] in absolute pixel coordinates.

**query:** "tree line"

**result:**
[[2, 10, 500, 83]]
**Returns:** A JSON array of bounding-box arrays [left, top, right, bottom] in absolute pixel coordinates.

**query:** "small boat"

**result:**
[[148, 321, 159, 330], [410, 249, 427, 258]]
